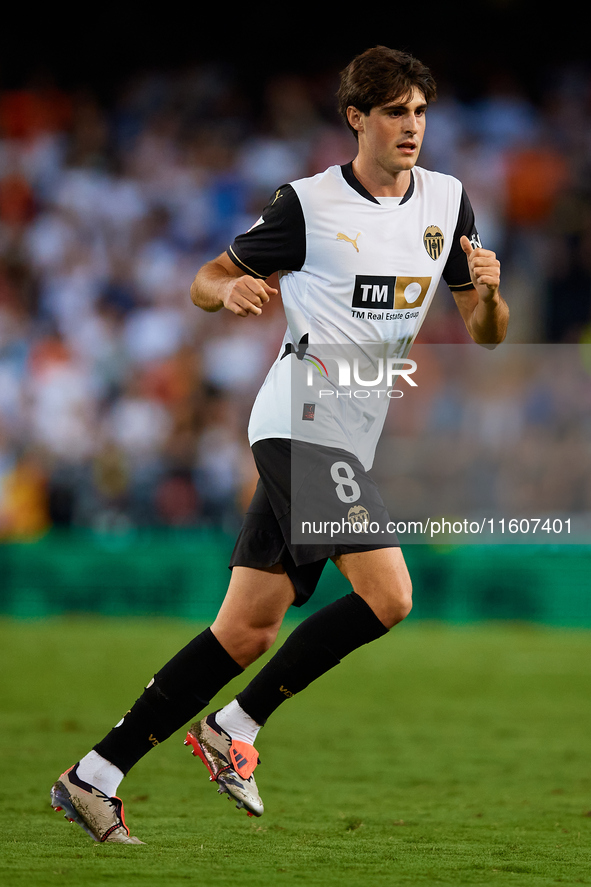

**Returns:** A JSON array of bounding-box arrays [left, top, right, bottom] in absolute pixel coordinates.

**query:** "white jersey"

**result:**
[[228, 163, 479, 469]]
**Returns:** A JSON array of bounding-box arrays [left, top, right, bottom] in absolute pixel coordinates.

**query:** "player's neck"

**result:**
[[351, 157, 412, 198]]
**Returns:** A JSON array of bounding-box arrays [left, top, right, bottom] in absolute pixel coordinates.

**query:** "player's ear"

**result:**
[[346, 106, 364, 133]]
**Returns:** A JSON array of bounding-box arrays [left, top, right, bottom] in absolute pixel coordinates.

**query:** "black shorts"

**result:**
[[229, 438, 398, 606]]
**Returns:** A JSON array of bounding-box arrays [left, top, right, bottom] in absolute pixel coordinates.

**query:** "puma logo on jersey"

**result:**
[[337, 232, 361, 252]]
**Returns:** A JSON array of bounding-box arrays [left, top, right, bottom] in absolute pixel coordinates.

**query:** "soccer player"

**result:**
[[51, 46, 508, 843]]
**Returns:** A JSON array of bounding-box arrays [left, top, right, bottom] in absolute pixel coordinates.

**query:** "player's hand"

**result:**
[[460, 236, 501, 303], [222, 276, 278, 317]]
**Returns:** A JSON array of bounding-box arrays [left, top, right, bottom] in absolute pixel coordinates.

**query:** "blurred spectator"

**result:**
[[0, 441, 50, 539], [154, 468, 201, 528], [193, 386, 253, 532]]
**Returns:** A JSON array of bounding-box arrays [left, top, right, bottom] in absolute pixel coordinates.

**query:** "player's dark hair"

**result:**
[[337, 46, 437, 138]]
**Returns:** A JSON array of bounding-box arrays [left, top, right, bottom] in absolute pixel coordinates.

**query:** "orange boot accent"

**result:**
[[184, 731, 217, 779], [229, 741, 259, 780]]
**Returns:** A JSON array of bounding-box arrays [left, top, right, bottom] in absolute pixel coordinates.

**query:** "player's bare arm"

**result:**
[[190, 252, 277, 317], [452, 236, 509, 345]]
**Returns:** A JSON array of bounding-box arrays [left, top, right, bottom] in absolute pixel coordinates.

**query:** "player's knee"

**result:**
[[353, 575, 412, 630], [380, 576, 413, 628], [396, 580, 413, 621], [255, 627, 279, 657], [246, 619, 283, 659]]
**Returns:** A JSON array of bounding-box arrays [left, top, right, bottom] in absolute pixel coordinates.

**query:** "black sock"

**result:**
[[93, 628, 242, 774], [236, 592, 388, 726]]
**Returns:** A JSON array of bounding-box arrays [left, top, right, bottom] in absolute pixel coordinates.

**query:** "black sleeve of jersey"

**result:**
[[442, 187, 480, 292], [226, 184, 306, 279]]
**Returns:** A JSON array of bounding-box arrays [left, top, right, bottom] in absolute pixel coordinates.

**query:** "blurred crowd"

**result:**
[[1, 59, 590, 539]]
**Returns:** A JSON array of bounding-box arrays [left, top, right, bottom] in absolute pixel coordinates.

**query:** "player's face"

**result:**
[[354, 88, 427, 177]]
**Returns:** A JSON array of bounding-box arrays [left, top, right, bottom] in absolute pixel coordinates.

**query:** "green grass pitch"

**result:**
[[1, 616, 590, 886]]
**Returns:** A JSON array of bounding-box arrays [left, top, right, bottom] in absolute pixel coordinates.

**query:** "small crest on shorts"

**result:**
[[347, 504, 370, 530], [423, 225, 444, 260]]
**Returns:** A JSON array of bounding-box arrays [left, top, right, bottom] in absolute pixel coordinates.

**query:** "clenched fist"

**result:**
[[460, 235, 501, 302], [222, 275, 278, 317]]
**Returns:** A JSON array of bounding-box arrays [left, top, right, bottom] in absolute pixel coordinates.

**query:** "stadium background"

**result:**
[[0, 2, 590, 624]]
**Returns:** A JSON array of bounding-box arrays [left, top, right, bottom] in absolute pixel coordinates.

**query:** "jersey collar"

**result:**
[[341, 161, 415, 206]]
